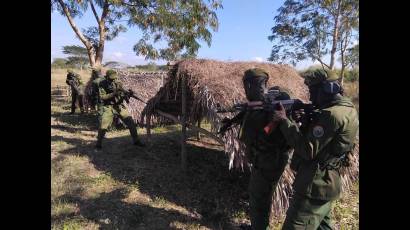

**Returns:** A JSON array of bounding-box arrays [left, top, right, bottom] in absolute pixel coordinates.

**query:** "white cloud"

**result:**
[[253, 57, 264, 62], [113, 52, 123, 58]]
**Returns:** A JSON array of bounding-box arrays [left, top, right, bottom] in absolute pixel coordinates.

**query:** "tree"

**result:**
[[51, 58, 69, 68], [62, 45, 89, 70], [268, 0, 358, 84], [345, 43, 359, 69], [51, 0, 222, 68]]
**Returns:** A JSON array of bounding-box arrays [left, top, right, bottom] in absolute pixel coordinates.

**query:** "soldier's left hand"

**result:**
[[272, 102, 287, 122], [292, 109, 305, 121]]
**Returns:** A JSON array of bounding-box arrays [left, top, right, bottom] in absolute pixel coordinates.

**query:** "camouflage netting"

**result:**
[[83, 70, 167, 124]]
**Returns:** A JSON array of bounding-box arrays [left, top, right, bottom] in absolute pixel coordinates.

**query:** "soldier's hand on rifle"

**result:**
[[292, 109, 305, 122], [272, 102, 287, 122]]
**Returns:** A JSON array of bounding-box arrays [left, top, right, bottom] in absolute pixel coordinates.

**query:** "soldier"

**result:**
[[90, 67, 104, 112], [271, 69, 359, 230], [65, 69, 85, 114], [235, 68, 292, 230], [95, 69, 145, 150]]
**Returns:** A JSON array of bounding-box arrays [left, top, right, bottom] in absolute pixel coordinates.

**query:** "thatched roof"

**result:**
[[141, 59, 309, 167], [141, 59, 359, 216]]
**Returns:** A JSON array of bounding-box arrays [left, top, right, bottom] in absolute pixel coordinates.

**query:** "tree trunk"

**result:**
[[329, 0, 342, 70], [57, 0, 97, 68], [95, 1, 110, 68]]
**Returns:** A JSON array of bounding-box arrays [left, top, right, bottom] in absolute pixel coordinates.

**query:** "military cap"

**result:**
[[105, 69, 118, 80], [303, 69, 339, 86], [243, 68, 269, 82]]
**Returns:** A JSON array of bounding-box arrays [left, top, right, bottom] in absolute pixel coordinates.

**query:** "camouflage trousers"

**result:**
[[96, 104, 140, 146], [282, 193, 333, 230], [71, 92, 84, 113]]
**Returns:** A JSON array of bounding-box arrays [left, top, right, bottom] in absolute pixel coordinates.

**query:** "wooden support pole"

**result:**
[[196, 119, 201, 141], [181, 76, 187, 172], [155, 110, 224, 145], [146, 114, 151, 139]]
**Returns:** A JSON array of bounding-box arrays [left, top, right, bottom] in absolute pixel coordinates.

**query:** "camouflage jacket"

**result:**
[[278, 96, 359, 200], [66, 73, 84, 95]]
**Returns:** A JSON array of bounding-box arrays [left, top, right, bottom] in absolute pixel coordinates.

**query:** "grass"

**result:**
[[51, 83, 358, 229]]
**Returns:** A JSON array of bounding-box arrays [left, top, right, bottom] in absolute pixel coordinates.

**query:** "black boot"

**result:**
[[95, 129, 106, 150]]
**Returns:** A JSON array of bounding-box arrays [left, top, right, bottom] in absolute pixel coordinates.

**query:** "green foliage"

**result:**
[[343, 68, 359, 82], [345, 44, 359, 69], [62, 45, 89, 69], [269, 0, 359, 68], [52, 0, 223, 62], [52, 58, 69, 68]]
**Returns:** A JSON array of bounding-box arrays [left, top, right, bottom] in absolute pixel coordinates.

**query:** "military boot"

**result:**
[[95, 129, 107, 150], [123, 117, 145, 147]]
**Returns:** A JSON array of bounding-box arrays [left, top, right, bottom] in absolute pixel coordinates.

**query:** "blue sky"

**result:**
[[51, 0, 328, 70]]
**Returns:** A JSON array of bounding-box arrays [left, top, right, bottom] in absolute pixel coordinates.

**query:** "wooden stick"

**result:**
[[181, 76, 187, 171], [155, 110, 224, 145]]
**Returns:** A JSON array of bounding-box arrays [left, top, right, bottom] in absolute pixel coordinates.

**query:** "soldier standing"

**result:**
[[233, 68, 292, 230], [272, 69, 359, 230], [95, 70, 145, 150], [65, 69, 85, 114]]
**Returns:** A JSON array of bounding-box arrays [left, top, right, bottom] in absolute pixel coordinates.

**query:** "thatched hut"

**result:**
[[141, 59, 359, 216], [141, 59, 309, 166]]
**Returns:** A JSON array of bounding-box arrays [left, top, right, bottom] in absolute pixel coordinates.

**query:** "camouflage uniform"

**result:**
[[275, 69, 359, 230], [95, 70, 144, 149], [239, 68, 291, 230], [66, 70, 84, 114], [90, 68, 104, 112]]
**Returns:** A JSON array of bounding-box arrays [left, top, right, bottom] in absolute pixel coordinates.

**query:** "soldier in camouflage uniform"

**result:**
[[271, 69, 359, 230], [66, 69, 85, 114], [90, 67, 104, 112], [237, 68, 292, 230], [95, 69, 145, 150]]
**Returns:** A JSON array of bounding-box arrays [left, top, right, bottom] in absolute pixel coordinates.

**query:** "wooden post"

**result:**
[[155, 110, 224, 145], [146, 114, 151, 139], [181, 76, 187, 172], [196, 119, 201, 141]]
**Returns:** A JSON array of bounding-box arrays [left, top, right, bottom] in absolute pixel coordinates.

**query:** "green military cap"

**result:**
[[243, 68, 269, 81], [67, 69, 75, 74], [303, 69, 339, 86], [105, 69, 118, 80]]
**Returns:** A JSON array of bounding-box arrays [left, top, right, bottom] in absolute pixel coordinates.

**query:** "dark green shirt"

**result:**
[[279, 97, 358, 200]]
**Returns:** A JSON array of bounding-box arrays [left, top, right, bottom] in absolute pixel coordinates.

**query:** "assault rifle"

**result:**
[[120, 89, 146, 104], [216, 90, 315, 135]]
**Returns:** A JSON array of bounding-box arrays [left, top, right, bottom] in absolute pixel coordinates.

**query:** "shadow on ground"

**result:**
[[53, 187, 209, 230], [52, 107, 251, 229]]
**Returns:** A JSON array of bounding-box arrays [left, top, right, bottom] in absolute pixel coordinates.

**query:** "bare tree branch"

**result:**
[[89, 0, 100, 23]]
